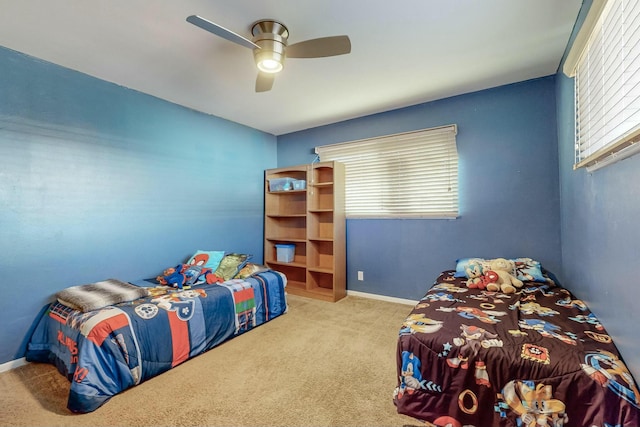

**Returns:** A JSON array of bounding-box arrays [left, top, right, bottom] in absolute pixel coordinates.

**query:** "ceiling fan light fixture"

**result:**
[[255, 53, 284, 73], [257, 58, 283, 73], [252, 21, 287, 74]]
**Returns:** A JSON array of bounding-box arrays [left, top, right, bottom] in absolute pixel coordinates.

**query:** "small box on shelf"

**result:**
[[275, 243, 296, 263], [292, 179, 306, 190], [269, 177, 296, 192]]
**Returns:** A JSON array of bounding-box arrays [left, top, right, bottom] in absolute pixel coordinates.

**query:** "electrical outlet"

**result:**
[[357, 271, 364, 281]]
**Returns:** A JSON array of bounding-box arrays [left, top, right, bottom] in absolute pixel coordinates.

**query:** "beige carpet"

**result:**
[[0, 294, 421, 426]]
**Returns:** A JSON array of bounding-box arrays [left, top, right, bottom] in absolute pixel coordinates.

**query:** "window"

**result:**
[[315, 125, 458, 218], [565, 0, 640, 171]]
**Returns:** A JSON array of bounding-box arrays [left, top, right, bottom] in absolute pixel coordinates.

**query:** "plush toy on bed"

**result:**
[[156, 264, 222, 290], [465, 260, 487, 289], [473, 271, 500, 291], [465, 260, 500, 290], [483, 258, 523, 294]]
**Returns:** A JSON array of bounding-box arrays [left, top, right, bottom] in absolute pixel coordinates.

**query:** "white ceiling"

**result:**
[[0, 0, 582, 136]]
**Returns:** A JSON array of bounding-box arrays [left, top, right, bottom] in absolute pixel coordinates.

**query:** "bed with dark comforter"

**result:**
[[26, 270, 287, 413], [394, 267, 640, 427]]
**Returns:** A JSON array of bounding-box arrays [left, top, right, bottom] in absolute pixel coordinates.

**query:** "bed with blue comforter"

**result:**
[[26, 271, 287, 413]]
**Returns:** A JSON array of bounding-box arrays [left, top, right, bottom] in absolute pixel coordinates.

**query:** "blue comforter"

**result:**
[[26, 271, 287, 413]]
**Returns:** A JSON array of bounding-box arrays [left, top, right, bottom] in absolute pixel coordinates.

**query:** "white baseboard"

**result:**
[[0, 357, 28, 373], [347, 290, 418, 306]]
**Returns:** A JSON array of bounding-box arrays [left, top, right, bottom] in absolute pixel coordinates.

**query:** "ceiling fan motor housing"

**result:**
[[251, 20, 289, 73]]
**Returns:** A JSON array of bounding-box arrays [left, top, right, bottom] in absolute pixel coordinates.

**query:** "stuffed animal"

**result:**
[[156, 264, 221, 290], [465, 260, 486, 289], [466, 260, 501, 290], [477, 270, 500, 290], [157, 266, 186, 289], [484, 258, 523, 294]]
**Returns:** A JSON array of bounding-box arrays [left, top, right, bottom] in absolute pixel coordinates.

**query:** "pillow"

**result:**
[[56, 279, 149, 312], [455, 257, 546, 283], [512, 258, 546, 282], [187, 250, 226, 270], [214, 253, 252, 281], [234, 263, 269, 279]]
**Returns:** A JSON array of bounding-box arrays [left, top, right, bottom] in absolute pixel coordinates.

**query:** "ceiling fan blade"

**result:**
[[287, 35, 351, 58], [186, 15, 259, 50], [256, 72, 275, 92]]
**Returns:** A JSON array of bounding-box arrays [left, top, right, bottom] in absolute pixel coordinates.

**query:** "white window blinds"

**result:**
[[315, 125, 458, 218], [572, 0, 640, 171]]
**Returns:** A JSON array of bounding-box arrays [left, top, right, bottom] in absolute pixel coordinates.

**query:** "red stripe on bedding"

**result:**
[[234, 288, 254, 303], [86, 313, 130, 346], [168, 311, 190, 367], [49, 312, 67, 325]]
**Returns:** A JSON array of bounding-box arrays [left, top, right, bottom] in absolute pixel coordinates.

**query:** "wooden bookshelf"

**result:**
[[264, 161, 345, 302]]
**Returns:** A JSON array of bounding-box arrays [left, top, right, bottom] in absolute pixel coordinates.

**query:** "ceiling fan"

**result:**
[[186, 15, 351, 92]]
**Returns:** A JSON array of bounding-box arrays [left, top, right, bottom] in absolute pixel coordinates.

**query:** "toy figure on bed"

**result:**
[[484, 258, 523, 294], [465, 260, 500, 291], [156, 264, 222, 289]]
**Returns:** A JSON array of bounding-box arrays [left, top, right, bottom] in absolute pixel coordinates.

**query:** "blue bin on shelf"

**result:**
[[275, 244, 295, 263]]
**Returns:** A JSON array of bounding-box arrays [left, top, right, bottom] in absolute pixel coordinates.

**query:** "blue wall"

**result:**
[[4, 1, 638, 385], [278, 77, 562, 300], [556, 0, 640, 381], [0, 46, 277, 364]]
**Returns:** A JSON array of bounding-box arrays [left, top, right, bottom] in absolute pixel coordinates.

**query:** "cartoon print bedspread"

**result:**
[[394, 270, 640, 427], [26, 271, 287, 413]]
